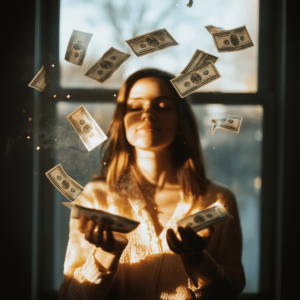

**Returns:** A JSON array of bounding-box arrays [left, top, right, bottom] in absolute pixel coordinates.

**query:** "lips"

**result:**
[[137, 124, 161, 131]]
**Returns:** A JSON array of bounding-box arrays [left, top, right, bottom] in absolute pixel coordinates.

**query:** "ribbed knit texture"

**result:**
[[59, 176, 245, 300]]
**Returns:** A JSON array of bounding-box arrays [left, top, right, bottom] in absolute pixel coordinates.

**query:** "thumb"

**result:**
[[198, 226, 214, 242]]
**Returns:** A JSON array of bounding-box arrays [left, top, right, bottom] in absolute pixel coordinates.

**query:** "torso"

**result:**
[[154, 183, 181, 229]]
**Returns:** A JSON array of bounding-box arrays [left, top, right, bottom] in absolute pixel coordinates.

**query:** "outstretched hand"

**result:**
[[78, 216, 128, 254], [167, 226, 208, 257], [167, 226, 212, 284]]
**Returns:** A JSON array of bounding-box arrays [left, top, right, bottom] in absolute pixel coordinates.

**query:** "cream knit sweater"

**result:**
[[59, 176, 245, 300]]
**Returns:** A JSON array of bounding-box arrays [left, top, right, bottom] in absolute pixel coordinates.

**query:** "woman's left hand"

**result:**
[[166, 226, 209, 285]]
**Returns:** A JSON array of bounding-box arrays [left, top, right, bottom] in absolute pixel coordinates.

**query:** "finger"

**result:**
[[94, 220, 105, 246], [166, 232, 181, 254], [167, 228, 186, 254], [184, 226, 208, 249], [198, 226, 214, 244], [105, 224, 116, 252], [78, 215, 88, 233], [178, 226, 198, 249], [199, 226, 214, 238], [85, 219, 96, 242]]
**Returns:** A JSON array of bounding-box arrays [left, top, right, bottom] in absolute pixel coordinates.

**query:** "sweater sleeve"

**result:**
[[59, 182, 117, 300], [188, 187, 246, 299]]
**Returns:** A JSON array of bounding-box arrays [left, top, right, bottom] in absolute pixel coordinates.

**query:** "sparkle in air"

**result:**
[[114, 94, 116, 97], [28, 117, 32, 121], [37, 146, 40, 150], [67, 95, 71, 98], [52, 64, 55, 67], [53, 95, 57, 98], [27, 136, 30, 139]]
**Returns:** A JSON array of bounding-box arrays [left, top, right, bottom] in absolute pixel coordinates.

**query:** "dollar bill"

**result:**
[[62, 202, 140, 234], [181, 49, 219, 74], [126, 28, 179, 57], [67, 105, 107, 151], [28, 66, 48, 92], [170, 61, 221, 98], [64, 30, 93, 66], [85, 47, 130, 83], [46, 164, 84, 202], [177, 203, 233, 232], [211, 116, 243, 135], [205, 25, 254, 52]]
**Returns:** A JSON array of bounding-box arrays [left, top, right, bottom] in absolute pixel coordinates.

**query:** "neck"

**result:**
[[134, 145, 178, 187]]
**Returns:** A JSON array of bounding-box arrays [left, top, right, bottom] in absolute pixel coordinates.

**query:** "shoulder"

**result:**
[[75, 179, 109, 208], [207, 181, 236, 199], [202, 181, 238, 212]]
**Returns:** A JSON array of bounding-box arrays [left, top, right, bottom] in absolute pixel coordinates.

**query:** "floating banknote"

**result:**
[[65, 30, 93, 66], [62, 202, 140, 234], [170, 61, 221, 98], [205, 25, 254, 52], [211, 116, 243, 135], [177, 202, 233, 232], [181, 49, 219, 74], [28, 66, 48, 92], [126, 28, 179, 57], [85, 47, 130, 83], [68, 105, 107, 151], [46, 164, 84, 202]]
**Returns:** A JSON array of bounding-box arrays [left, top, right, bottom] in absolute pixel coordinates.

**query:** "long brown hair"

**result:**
[[96, 68, 210, 198]]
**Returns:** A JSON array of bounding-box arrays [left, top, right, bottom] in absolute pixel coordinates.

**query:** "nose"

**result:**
[[141, 105, 155, 121]]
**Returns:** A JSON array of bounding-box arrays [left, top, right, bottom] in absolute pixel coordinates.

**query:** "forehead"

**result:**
[[128, 77, 173, 100]]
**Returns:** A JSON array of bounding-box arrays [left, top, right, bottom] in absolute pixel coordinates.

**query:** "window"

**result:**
[[60, 0, 258, 92], [33, 0, 277, 298]]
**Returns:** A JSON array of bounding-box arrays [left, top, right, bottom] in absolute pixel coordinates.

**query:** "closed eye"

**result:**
[[129, 107, 142, 111]]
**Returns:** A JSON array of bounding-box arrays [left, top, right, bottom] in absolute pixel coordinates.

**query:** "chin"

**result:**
[[128, 135, 175, 151], [134, 141, 173, 151]]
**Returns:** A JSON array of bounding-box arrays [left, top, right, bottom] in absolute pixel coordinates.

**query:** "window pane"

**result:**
[[53, 102, 262, 293], [59, 0, 259, 92]]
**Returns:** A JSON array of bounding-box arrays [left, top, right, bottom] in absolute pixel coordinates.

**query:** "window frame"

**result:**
[[32, 0, 284, 299]]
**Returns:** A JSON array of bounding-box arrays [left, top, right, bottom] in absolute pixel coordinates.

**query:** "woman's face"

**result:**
[[124, 77, 179, 151]]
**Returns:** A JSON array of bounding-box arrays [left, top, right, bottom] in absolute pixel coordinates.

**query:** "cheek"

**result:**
[[163, 113, 179, 135], [124, 113, 138, 140]]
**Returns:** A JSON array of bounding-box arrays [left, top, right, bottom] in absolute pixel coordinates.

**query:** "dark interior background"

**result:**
[[2, 0, 299, 299]]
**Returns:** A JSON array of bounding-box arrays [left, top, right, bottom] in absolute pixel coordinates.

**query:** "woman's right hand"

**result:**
[[78, 216, 128, 257]]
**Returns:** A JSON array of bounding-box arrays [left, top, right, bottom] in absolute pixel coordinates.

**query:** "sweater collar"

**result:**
[[123, 168, 196, 230]]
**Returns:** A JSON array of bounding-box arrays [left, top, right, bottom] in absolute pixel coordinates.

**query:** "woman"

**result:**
[[59, 68, 245, 299]]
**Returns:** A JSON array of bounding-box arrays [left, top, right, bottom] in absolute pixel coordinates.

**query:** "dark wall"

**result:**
[[279, 1, 299, 298], [2, 1, 35, 299]]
